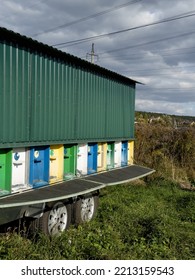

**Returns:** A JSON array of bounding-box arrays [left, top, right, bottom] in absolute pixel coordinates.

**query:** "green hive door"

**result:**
[[107, 142, 115, 169], [0, 149, 12, 194], [64, 144, 77, 180]]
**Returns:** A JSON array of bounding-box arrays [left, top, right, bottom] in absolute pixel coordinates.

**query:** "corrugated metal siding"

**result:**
[[76, 70, 108, 140], [0, 43, 30, 144], [29, 55, 77, 142], [124, 85, 135, 139], [0, 40, 136, 148]]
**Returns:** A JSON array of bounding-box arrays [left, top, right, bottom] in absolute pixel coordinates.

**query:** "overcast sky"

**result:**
[[1, 0, 195, 116]]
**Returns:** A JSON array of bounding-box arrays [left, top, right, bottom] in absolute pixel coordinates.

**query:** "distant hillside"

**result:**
[[135, 111, 195, 128]]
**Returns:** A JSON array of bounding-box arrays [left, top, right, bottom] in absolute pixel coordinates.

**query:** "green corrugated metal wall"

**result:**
[[0, 43, 30, 145], [0, 39, 135, 148]]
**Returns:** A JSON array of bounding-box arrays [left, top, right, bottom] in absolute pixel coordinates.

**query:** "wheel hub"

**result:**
[[80, 197, 95, 221], [48, 202, 68, 235]]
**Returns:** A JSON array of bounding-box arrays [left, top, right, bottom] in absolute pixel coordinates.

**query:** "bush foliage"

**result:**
[[135, 122, 195, 184]]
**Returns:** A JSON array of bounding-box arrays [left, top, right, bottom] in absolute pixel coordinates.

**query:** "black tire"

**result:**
[[74, 193, 99, 225], [29, 201, 71, 236]]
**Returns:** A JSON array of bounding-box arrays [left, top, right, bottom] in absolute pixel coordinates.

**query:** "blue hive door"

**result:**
[[29, 146, 49, 188], [121, 141, 128, 166], [87, 143, 98, 174]]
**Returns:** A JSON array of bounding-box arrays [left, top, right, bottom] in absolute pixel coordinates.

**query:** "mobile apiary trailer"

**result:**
[[0, 27, 154, 236]]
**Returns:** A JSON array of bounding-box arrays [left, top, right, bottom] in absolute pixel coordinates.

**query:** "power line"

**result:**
[[53, 10, 195, 48], [109, 65, 195, 80], [142, 86, 195, 90], [98, 30, 195, 55], [99, 50, 195, 64], [123, 64, 195, 73], [130, 73, 194, 77], [100, 46, 195, 59], [32, 0, 142, 37], [129, 71, 195, 77], [73, 29, 195, 60]]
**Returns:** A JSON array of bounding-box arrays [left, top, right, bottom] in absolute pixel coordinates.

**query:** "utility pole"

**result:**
[[86, 43, 98, 64]]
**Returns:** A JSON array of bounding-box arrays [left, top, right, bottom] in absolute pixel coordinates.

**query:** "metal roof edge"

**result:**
[[0, 26, 140, 85]]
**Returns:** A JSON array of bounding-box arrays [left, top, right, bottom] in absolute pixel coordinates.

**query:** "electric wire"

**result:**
[[99, 46, 195, 60], [122, 64, 195, 73], [98, 30, 195, 55], [32, 0, 142, 37], [140, 86, 195, 90], [53, 10, 195, 48]]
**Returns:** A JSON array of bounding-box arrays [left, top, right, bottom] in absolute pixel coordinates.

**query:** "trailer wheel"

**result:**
[[74, 193, 99, 225], [30, 202, 71, 236]]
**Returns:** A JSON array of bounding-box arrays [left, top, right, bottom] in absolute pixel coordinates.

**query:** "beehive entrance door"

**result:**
[[12, 148, 28, 192], [0, 149, 12, 193], [87, 143, 97, 174], [0, 152, 6, 189], [64, 144, 77, 180], [107, 143, 114, 169], [49, 145, 63, 183], [121, 141, 128, 166], [30, 147, 49, 188]]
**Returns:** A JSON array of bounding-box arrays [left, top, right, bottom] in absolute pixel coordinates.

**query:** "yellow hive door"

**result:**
[[128, 141, 134, 165], [97, 143, 107, 172], [49, 145, 64, 183]]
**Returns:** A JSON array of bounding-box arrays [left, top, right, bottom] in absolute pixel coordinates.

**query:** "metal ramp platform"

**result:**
[[0, 165, 154, 208], [85, 165, 154, 185]]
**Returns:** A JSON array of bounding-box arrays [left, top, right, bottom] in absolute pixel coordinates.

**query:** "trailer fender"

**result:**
[[24, 203, 45, 219]]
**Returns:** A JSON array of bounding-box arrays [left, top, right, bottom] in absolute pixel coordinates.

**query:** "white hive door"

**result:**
[[12, 148, 27, 192]]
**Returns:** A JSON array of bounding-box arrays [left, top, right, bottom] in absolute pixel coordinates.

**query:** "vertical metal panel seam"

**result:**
[[74, 65, 79, 141]]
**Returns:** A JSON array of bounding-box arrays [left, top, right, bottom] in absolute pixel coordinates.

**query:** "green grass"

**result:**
[[0, 178, 195, 260]]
